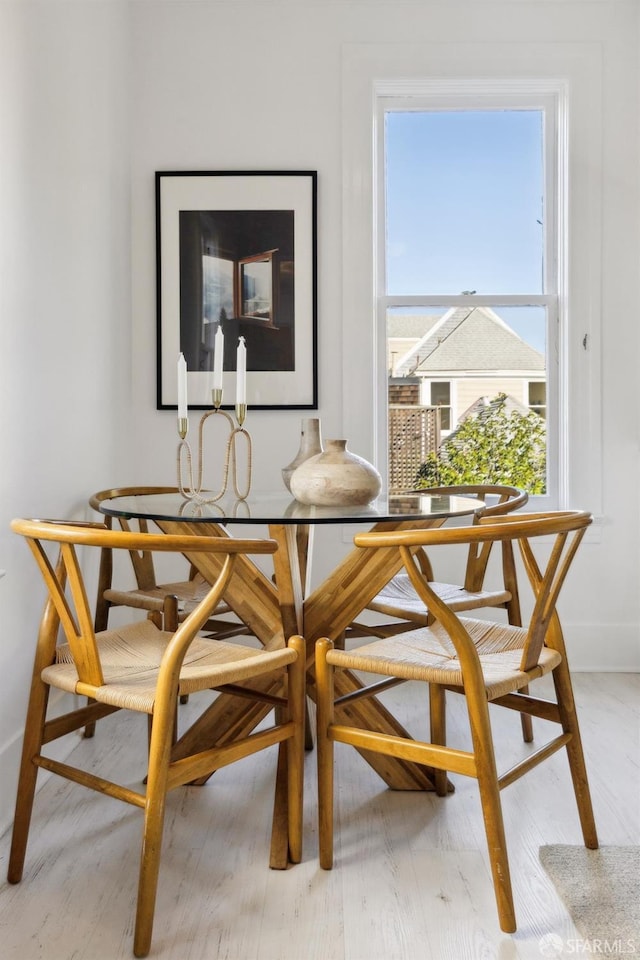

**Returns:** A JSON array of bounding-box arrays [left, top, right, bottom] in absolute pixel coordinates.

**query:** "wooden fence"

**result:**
[[388, 404, 441, 493]]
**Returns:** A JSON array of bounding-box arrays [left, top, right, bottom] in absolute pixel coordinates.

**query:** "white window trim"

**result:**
[[378, 88, 560, 504], [342, 41, 603, 518]]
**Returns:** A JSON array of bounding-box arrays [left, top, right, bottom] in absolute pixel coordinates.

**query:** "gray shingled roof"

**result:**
[[386, 314, 441, 339], [459, 392, 535, 422], [394, 307, 544, 375]]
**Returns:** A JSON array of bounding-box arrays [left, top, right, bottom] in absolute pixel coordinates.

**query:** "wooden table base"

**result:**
[[157, 517, 446, 868]]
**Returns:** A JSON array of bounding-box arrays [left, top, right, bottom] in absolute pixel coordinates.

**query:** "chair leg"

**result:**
[[134, 706, 174, 958], [506, 593, 533, 744], [316, 638, 336, 870], [7, 681, 50, 884], [519, 684, 534, 743], [160, 596, 190, 706], [287, 635, 306, 864], [467, 689, 516, 933], [83, 696, 98, 738], [475, 766, 516, 933], [428, 683, 448, 797], [146, 700, 179, 760], [304, 699, 315, 751], [552, 664, 598, 849]]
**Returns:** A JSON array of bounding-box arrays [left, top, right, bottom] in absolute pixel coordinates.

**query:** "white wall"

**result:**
[[0, 0, 638, 836], [129, 0, 640, 663], [0, 0, 130, 832]]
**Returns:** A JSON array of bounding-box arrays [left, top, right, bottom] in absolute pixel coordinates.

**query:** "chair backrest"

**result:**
[[89, 487, 181, 591], [409, 484, 528, 593], [354, 510, 591, 674], [11, 518, 278, 688], [413, 484, 528, 518]]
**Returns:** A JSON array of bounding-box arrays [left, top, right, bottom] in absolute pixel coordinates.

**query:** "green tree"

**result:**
[[415, 394, 546, 493]]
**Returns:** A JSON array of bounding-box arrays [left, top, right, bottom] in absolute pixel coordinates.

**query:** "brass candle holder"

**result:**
[[177, 392, 252, 503]]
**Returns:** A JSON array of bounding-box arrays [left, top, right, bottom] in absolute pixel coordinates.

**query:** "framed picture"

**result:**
[[156, 170, 318, 410]]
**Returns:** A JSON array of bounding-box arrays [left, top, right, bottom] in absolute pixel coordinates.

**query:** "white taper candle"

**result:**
[[177, 353, 188, 419], [236, 337, 246, 407], [213, 327, 224, 390]]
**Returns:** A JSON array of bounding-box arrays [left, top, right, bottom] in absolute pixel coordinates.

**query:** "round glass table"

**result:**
[[96, 486, 483, 864], [98, 489, 482, 526], [97, 488, 481, 644]]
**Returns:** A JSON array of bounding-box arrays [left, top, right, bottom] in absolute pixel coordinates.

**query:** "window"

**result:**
[[202, 254, 234, 326], [202, 254, 234, 369], [237, 249, 277, 325], [428, 381, 451, 431], [380, 100, 555, 495], [528, 381, 546, 418], [342, 51, 603, 517]]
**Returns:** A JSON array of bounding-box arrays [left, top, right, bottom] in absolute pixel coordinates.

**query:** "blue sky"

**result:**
[[385, 109, 546, 354]]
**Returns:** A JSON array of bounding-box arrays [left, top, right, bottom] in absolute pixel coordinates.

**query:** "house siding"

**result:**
[[455, 378, 529, 416]]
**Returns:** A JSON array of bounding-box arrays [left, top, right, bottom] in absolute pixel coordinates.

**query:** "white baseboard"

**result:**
[[564, 623, 640, 672]]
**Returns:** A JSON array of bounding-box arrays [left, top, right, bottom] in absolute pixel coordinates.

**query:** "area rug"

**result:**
[[539, 845, 640, 946]]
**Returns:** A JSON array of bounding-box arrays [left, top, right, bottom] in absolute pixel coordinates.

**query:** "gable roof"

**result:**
[[386, 314, 441, 339], [460, 392, 536, 423], [394, 306, 545, 376]]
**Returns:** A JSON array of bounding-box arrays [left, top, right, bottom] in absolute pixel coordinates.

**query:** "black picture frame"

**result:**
[[156, 170, 318, 410]]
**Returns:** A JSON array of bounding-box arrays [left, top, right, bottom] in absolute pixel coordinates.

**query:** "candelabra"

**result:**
[[177, 389, 252, 502]]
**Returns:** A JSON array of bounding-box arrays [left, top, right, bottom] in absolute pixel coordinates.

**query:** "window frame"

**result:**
[[376, 90, 561, 505], [341, 45, 603, 521]]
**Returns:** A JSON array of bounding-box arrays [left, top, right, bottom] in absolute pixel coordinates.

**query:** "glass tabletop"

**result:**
[[98, 490, 483, 525]]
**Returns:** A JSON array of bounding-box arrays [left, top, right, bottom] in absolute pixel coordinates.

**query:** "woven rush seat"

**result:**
[[44, 621, 297, 713], [368, 577, 512, 620], [327, 617, 561, 701]]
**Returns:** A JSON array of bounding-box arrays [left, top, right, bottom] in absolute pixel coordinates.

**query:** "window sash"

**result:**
[[376, 93, 560, 504], [341, 47, 603, 520]]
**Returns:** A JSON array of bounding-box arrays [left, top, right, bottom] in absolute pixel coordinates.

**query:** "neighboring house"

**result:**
[[455, 390, 537, 424], [390, 307, 546, 433], [387, 313, 441, 378]]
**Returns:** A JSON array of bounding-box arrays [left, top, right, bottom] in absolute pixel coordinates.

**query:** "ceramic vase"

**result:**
[[282, 418, 323, 492], [289, 439, 382, 507]]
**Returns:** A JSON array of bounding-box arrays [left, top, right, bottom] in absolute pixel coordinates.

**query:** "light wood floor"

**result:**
[[0, 672, 638, 960]]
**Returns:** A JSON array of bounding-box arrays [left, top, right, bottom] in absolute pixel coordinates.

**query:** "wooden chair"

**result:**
[[8, 519, 305, 958], [351, 484, 528, 636], [89, 487, 251, 641], [87, 486, 253, 729], [316, 510, 597, 934], [347, 484, 533, 741]]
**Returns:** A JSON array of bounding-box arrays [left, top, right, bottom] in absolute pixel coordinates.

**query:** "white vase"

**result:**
[[290, 439, 382, 507], [282, 418, 323, 492]]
